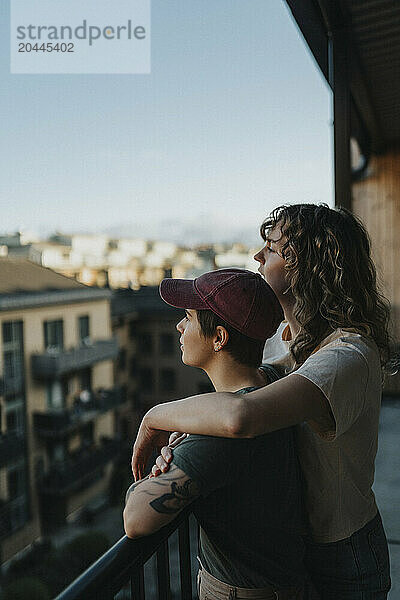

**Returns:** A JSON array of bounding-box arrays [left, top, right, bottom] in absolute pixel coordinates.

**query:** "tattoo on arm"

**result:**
[[129, 464, 200, 515], [150, 478, 199, 514], [125, 465, 200, 519]]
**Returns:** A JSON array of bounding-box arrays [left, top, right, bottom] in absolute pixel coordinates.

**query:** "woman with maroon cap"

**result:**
[[132, 204, 391, 599]]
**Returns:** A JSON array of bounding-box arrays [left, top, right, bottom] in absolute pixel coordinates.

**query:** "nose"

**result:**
[[254, 248, 264, 264], [176, 318, 185, 333]]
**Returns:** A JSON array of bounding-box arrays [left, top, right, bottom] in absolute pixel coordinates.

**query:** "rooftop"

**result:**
[[0, 258, 111, 310]]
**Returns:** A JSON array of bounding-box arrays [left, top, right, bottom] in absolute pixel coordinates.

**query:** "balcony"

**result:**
[[33, 386, 127, 439], [0, 374, 24, 396], [40, 437, 121, 496], [31, 338, 119, 379], [0, 431, 25, 467], [0, 496, 28, 540]]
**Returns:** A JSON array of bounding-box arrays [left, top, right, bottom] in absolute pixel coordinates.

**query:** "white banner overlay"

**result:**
[[10, 0, 151, 74]]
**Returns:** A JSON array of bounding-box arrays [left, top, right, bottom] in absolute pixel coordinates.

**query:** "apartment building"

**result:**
[[112, 287, 213, 437], [0, 259, 124, 563]]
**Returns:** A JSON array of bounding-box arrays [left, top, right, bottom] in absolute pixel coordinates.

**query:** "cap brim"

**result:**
[[160, 278, 208, 310]]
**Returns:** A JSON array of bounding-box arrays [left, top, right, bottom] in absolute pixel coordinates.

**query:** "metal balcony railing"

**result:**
[[0, 495, 28, 539], [0, 431, 25, 467], [31, 338, 119, 379], [33, 386, 128, 438], [40, 437, 121, 496], [56, 505, 195, 600]]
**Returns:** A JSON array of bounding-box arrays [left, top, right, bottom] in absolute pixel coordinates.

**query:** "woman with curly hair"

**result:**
[[132, 203, 392, 599]]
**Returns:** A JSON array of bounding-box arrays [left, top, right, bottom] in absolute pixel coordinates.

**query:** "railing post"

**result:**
[[178, 518, 192, 600], [156, 540, 171, 600], [131, 562, 145, 600]]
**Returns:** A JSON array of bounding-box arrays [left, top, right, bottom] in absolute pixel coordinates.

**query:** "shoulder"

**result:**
[[293, 330, 381, 439], [316, 329, 379, 358], [296, 329, 380, 379]]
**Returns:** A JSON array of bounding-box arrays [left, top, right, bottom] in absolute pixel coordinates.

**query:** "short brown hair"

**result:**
[[196, 309, 264, 368]]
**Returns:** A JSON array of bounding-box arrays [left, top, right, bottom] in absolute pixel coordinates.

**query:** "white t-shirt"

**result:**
[[263, 327, 381, 543]]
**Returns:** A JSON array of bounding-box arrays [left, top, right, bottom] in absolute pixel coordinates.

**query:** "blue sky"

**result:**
[[0, 1, 333, 244]]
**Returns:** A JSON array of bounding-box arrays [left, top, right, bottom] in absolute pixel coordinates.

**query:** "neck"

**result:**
[[203, 356, 266, 392], [280, 299, 300, 340]]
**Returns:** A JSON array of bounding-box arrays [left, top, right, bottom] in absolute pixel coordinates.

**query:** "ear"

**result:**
[[214, 326, 229, 351]]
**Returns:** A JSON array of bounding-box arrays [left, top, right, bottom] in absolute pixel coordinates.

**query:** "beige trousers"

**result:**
[[197, 563, 304, 600]]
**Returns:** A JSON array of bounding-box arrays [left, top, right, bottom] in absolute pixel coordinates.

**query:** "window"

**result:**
[[118, 348, 127, 371], [79, 368, 92, 392], [160, 368, 176, 392], [160, 333, 174, 355], [3, 351, 23, 380], [7, 464, 27, 500], [61, 377, 70, 399], [139, 368, 154, 393], [2, 322, 13, 344], [46, 380, 64, 410], [44, 320, 64, 351], [2, 321, 23, 346], [78, 315, 90, 342], [2, 321, 24, 388], [5, 400, 25, 434], [139, 332, 153, 355]]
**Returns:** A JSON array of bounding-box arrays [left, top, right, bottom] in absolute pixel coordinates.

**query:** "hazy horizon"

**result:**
[[1, 1, 333, 243]]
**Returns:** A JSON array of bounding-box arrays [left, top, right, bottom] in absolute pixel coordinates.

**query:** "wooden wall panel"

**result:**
[[352, 148, 400, 391]]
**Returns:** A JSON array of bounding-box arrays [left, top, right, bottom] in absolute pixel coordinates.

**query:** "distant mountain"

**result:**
[[103, 214, 261, 246]]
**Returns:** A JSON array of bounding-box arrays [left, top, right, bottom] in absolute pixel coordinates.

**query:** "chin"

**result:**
[[181, 353, 197, 368]]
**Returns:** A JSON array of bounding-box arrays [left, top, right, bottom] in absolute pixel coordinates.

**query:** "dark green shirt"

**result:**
[[172, 376, 305, 588]]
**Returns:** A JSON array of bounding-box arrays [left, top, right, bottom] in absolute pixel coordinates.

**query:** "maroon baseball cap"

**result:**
[[159, 268, 284, 341]]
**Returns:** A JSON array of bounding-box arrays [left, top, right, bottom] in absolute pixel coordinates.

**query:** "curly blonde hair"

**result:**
[[260, 204, 391, 367]]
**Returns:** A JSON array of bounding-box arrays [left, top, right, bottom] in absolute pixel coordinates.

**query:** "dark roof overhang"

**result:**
[[285, 0, 400, 156]]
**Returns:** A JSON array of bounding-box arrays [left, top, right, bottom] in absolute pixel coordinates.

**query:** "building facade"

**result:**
[[0, 259, 124, 563]]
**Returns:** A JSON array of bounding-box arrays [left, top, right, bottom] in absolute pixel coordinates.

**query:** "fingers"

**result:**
[[132, 455, 144, 482], [149, 447, 174, 478], [132, 431, 186, 480], [161, 445, 173, 463], [168, 431, 182, 445], [150, 464, 161, 477], [169, 432, 188, 449]]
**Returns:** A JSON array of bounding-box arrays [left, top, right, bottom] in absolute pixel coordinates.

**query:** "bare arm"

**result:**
[[147, 374, 332, 437], [132, 374, 333, 479], [123, 464, 199, 538]]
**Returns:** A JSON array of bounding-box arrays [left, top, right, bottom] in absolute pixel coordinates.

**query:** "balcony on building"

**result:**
[[39, 436, 121, 498], [33, 385, 127, 439], [0, 495, 28, 540], [31, 338, 119, 379], [0, 431, 26, 467]]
